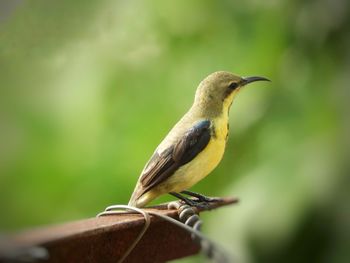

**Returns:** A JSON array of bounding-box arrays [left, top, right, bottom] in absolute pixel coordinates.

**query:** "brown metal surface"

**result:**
[[1, 197, 238, 263]]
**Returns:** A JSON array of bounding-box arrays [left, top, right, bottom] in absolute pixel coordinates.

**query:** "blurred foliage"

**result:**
[[0, 0, 349, 262]]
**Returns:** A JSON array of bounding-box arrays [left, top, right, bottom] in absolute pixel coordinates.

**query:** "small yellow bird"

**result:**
[[129, 71, 269, 208]]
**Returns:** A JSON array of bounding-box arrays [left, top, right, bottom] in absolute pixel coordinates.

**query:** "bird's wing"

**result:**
[[138, 119, 212, 196]]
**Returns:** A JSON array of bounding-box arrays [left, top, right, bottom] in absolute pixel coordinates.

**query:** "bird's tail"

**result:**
[[128, 185, 145, 208], [128, 186, 155, 208], [128, 190, 140, 207]]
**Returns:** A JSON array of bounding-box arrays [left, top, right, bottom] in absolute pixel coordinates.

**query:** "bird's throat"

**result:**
[[223, 88, 239, 116]]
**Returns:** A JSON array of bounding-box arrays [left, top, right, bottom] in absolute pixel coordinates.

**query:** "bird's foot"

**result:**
[[169, 192, 213, 210], [181, 190, 223, 203], [182, 199, 211, 210]]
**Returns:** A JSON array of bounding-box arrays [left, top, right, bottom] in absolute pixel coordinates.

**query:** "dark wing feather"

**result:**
[[138, 120, 211, 196]]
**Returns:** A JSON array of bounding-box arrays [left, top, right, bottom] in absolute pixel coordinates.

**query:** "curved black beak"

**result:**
[[241, 76, 271, 86]]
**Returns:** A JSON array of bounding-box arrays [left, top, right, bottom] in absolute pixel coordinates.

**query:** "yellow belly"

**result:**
[[166, 136, 226, 192], [147, 116, 229, 196], [133, 115, 230, 207]]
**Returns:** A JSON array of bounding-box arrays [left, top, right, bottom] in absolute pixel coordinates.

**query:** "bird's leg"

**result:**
[[170, 192, 198, 207], [181, 190, 222, 203], [170, 192, 211, 209]]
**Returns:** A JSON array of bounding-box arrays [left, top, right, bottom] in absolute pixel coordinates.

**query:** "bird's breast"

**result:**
[[162, 115, 229, 192], [212, 115, 229, 141]]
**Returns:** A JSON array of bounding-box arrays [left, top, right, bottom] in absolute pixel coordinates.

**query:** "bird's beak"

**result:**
[[241, 76, 271, 86]]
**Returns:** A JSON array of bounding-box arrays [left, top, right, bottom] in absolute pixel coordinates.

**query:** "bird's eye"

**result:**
[[228, 82, 238, 90]]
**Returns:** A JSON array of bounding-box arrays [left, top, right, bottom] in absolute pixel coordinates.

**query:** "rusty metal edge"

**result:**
[[0, 197, 238, 263]]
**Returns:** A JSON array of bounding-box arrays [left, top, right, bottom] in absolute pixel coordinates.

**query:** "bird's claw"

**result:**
[[179, 199, 211, 210], [195, 196, 223, 203], [180, 190, 223, 204]]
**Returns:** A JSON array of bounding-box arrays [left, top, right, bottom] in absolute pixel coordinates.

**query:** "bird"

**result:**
[[128, 71, 270, 208]]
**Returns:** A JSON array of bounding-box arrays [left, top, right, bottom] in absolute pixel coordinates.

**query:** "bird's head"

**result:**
[[193, 71, 270, 117]]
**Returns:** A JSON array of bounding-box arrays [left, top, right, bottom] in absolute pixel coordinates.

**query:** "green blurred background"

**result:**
[[1, 0, 349, 262]]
